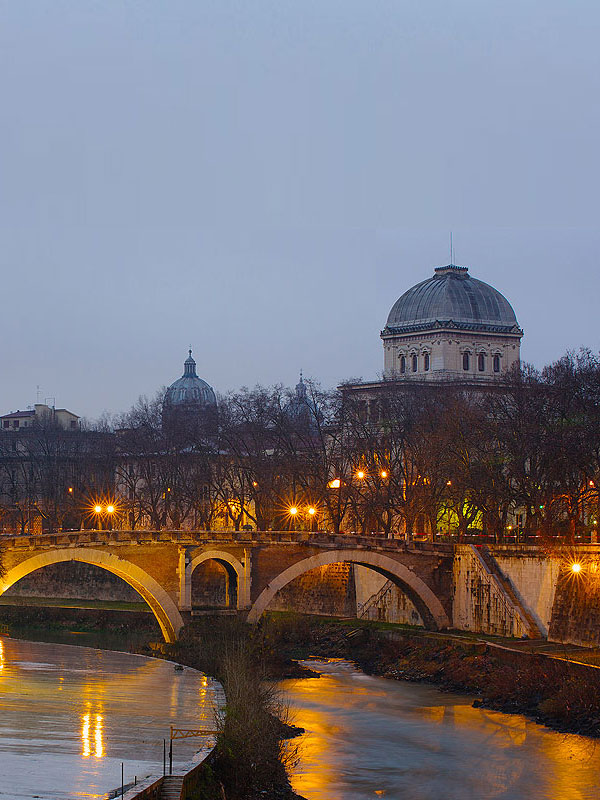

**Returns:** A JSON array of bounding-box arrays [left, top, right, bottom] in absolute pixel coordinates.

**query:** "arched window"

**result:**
[[493, 354, 501, 373], [424, 353, 430, 371], [400, 355, 406, 374], [412, 355, 418, 373], [478, 353, 485, 372], [463, 352, 470, 371]]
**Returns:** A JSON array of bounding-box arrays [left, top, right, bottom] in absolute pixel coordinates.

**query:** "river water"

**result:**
[[0, 638, 220, 800], [283, 659, 600, 800]]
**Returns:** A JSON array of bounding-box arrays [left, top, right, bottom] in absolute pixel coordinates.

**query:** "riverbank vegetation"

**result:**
[[174, 618, 304, 800]]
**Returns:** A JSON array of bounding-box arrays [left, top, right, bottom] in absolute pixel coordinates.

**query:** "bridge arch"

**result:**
[[247, 549, 450, 630], [184, 550, 249, 610], [0, 548, 184, 643]]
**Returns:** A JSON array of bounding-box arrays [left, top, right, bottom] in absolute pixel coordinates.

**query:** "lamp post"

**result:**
[[93, 505, 102, 530], [328, 479, 342, 535]]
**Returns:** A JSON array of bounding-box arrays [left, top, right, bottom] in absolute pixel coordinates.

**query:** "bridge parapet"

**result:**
[[1, 530, 455, 555]]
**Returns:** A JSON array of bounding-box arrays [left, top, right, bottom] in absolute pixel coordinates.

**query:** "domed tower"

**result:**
[[163, 350, 217, 432], [381, 265, 523, 381], [285, 372, 321, 429]]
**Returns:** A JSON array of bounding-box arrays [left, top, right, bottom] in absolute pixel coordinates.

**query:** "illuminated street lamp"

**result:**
[[287, 505, 298, 532], [380, 470, 388, 479], [106, 505, 115, 531], [356, 470, 365, 480], [572, 562, 582, 574], [93, 505, 102, 530], [328, 478, 341, 489]]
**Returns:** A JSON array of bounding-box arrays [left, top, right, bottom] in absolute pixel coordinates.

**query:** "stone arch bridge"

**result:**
[[0, 531, 455, 642]]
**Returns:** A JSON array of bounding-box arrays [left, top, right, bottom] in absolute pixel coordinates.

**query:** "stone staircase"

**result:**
[[475, 545, 544, 639], [159, 776, 184, 800], [358, 579, 394, 619]]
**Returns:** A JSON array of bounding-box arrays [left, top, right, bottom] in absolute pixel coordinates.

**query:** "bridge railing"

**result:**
[[0, 529, 456, 558]]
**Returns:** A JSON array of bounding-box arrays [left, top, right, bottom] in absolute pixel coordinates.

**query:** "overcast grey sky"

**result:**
[[1, 1, 599, 419]]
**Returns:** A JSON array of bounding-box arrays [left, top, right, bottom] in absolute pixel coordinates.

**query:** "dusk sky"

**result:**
[[1, 1, 599, 420]]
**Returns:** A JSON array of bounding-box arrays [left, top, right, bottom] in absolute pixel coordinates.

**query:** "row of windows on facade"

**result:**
[[398, 352, 502, 374], [2, 419, 78, 430]]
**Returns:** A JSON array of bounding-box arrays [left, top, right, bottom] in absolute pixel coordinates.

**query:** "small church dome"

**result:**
[[164, 351, 217, 411]]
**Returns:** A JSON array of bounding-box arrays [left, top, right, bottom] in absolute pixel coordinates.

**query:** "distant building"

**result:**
[[162, 350, 217, 434], [381, 264, 523, 381], [0, 403, 79, 431]]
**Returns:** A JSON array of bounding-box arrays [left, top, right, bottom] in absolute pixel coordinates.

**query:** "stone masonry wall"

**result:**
[[191, 560, 230, 607], [4, 562, 140, 602], [268, 563, 357, 617], [548, 565, 600, 647]]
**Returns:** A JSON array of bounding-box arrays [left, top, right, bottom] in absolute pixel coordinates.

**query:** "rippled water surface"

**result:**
[[283, 659, 600, 800], [0, 638, 219, 799]]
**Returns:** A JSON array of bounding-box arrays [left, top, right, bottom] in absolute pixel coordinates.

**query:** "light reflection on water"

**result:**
[[81, 712, 104, 759], [0, 638, 220, 800], [283, 659, 600, 800]]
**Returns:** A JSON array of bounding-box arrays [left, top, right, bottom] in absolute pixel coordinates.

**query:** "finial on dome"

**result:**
[[296, 370, 307, 399]]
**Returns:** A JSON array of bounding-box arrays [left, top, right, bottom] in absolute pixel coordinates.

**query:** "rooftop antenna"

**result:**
[[36, 385, 41, 403], [450, 232, 453, 265]]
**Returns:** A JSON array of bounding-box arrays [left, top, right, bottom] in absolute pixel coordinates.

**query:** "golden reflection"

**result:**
[[286, 705, 335, 797], [81, 713, 91, 758], [81, 712, 104, 759], [420, 706, 445, 723], [94, 715, 104, 758], [541, 730, 600, 800], [0, 638, 4, 671]]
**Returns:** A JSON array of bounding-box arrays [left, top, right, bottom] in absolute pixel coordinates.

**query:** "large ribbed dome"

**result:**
[[384, 265, 521, 334], [164, 350, 217, 410]]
